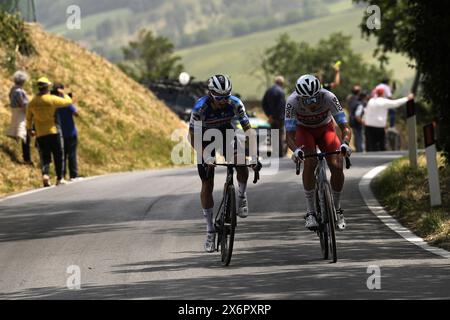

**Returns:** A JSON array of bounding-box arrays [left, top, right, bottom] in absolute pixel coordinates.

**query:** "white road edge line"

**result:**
[[0, 176, 99, 203], [0, 166, 196, 203], [359, 164, 450, 259]]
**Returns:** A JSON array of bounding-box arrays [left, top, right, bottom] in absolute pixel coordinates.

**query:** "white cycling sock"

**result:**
[[203, 208, 214, 233], [332, 190, 342, 210], [305, 189, 315, 214], [238, 181, 247, 197]]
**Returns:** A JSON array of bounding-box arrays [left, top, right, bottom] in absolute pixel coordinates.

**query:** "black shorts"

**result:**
[[195, 127, 242, 181]]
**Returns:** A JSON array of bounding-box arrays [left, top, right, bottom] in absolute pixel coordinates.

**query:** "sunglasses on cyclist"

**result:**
[[303, 95, 319, 105], [211, 93, 230, 101]]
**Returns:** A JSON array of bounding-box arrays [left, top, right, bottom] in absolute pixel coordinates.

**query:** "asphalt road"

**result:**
[[0, 151, 449, 299]]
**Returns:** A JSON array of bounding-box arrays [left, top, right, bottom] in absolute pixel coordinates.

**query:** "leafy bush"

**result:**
[[0, 11, 36, 72]]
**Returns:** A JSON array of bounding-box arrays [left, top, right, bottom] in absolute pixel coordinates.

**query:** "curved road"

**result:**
[[0, 151, 449, 299]]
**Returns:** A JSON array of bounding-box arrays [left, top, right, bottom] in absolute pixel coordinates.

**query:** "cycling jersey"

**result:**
[[189, 95, 250, 131], [285, 88, 347, 131]]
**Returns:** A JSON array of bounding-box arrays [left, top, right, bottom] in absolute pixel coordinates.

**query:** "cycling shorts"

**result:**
[[196, 127, 242, 181]]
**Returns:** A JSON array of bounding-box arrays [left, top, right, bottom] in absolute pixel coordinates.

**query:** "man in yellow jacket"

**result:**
[[26, 77, 73, 187]]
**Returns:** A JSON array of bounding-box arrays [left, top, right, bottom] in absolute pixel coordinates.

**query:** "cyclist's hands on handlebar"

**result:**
[[204, 156, 216, 167], [249, 158, 262, 172], [250, 159, 262, 184], [340, 143, 352, 157], [292, 147, 305, 163]]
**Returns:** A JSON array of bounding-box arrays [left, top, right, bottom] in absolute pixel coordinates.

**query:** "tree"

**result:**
[[118, 29, 183, 85], [0, 0, 36, 22], [354, 0, 450, 163], [0, 11, 36, 72], [261, 32, 388, 102]]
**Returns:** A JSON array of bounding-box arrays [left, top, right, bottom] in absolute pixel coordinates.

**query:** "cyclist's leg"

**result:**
[[197, 138, 217, 251], [197, 164, 215, 224], [296, 125, 318, 227], [225, 129, 250, 217], [198, 138, 216, 210], [319, 122, 344, 207], [232, 128, 249, 195], [235, 165, 249, 218], [296, 125, 317, 190], [236, 166, 249, 193], [198, 164, 216, 251], [319, 122, 346, 229]]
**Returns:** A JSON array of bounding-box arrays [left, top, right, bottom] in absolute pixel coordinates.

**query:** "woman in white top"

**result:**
[[363, 87, 414, 151], [7, 71, 32, 164]]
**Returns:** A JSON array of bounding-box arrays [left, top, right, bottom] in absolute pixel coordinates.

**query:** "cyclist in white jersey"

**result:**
[[285, 74, 352, 230]]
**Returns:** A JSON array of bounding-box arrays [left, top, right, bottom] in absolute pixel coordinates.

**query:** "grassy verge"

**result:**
[[373, 153, 450, 251]]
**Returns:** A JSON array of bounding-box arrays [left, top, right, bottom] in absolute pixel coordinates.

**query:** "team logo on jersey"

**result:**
[[285, 103, 293, 118], [297, 110, 329, 125], [332, 96, 343, 111]]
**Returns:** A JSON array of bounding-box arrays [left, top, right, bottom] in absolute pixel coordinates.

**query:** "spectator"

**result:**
[[319, 61, 341, 91], [262, 75, 287, 157], [26, 77, 73, 187], [346, 85, 361, 111], [363, 87, 413, 151], [6, 70, 32, 165], [373, 77, 396, 128], [51, 83, 80, 181], [349, 89, 368, 152]]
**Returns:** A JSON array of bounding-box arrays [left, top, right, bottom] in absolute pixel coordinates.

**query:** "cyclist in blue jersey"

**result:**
[[188, 74, 260, 253]]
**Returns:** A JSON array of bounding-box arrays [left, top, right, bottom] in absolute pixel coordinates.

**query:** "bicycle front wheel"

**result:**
[[316, 189, 329, 260], [221, 184, 237, 266], [324, 182, 337, 263]]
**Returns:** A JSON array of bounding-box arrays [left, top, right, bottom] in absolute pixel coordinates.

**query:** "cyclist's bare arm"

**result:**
[[284, 95, 299, 153], [338, 122, 352, 145], [188, 130, 195, 149], [332, 64, 341, 88], [188, 129, 205, 155], [286, 131, 298, 153]]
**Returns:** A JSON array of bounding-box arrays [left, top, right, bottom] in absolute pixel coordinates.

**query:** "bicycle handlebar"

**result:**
[[295, 150, 351, 175]]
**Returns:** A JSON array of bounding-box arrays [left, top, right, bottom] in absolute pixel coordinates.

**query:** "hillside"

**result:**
[[37, 0, 346, 60], [177, 6, 415, 99], [0, 23, 185, 196]]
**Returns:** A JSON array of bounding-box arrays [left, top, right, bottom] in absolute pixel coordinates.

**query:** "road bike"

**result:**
[[295, 150, 351, 263], [206, 162, 260, 266]]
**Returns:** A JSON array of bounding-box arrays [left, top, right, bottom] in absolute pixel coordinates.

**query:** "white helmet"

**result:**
[[208, 74, 232, 96], [295, 74, 321, 98]]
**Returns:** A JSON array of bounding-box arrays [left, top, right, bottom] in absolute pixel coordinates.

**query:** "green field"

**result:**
[[177, 6, 415, 99]]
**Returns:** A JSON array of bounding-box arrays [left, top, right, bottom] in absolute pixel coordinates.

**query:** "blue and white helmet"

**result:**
[[295, 74, 321, 98], [208, 74, 232, 96]]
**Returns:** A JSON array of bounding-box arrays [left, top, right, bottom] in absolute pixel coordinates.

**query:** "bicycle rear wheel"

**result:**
[[220, 184, 237, 266], [324, 182, 337, 263], [316, 189, 329, 260]]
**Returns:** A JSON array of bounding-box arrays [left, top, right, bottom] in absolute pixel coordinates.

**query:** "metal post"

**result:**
[[423, 123, 442, 207], [406, 99, 418, 168]]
